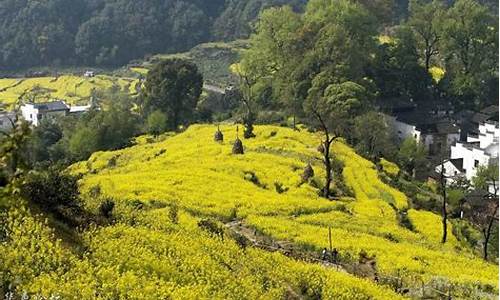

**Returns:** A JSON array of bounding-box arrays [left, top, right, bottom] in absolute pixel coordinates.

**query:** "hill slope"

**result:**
[[66, 124, 498, 298]]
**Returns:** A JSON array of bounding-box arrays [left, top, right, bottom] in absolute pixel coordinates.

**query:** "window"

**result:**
[[474, 160, 479, 168]]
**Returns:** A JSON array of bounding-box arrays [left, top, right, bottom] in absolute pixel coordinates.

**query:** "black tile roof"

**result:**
[[31, 101, 69, 111]]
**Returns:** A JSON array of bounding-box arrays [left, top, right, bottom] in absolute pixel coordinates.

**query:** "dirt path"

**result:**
[[225, 220, 345, 272]]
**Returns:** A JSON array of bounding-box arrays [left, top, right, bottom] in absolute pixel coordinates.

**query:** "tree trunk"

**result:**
[[483, 200, 499, 260], [425, 51, 431, 72], [323, 138, 332, 199], [440, 163, 448, 243]]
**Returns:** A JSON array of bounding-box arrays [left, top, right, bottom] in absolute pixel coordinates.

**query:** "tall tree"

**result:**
[[239, 6, 304, 128], [353, 111, 396, 160], [142, 59, 203, 130], [440, 0, 498, 109], [407, 0, 445, 71], [230, 63, 258, 138]]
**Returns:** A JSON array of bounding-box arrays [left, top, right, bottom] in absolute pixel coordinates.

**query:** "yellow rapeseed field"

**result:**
[[65, 124, 498, 297], [0, 74, 140, 108]]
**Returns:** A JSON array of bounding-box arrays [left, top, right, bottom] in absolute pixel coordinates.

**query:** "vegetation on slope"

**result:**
[[68, 124, 498, 298]]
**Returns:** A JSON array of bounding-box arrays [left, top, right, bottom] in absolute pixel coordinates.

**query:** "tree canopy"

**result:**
[[142, 59, 203, 130]]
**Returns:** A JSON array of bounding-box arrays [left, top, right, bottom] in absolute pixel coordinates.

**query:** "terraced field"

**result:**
[[0, 74, 141, 108]]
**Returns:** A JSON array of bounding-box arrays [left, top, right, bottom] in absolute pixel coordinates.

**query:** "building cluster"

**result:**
[[383, 98, 498, 193]]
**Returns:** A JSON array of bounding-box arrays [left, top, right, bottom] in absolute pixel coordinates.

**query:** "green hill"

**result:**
[[1, 125, 497, 299]]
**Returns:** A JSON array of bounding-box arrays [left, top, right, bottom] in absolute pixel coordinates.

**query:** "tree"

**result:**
[[0, 117, 31, 183], [146, 110, 168, 137], [238, 6, 304, 128], [305, 79, 369, 198], [142, 59, 203, 130], [470, 164, 499, 260], [397, 137, 427, 177], [473, 164, 499, 195], [0, 116, 31, 206], [407, 0, 445, 71], [64, 94, 139, 162], [440, 0, 498, 109], [353, 111, 396, 160], [25, 119, 63, 167], [230, 63, 258, 138], [438, 159, 449, 243]]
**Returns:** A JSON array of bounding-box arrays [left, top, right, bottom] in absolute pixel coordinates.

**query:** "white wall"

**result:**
[[388, 116, 420, 143], [435, 160, 463, 185], [21, 104, 38, 125], [451, 143, 493, 180], [21, 104, 68, 126]]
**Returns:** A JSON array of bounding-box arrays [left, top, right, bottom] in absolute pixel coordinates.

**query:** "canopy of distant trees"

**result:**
[[1, 0, 496, 70], [0, 0, 303, 69]]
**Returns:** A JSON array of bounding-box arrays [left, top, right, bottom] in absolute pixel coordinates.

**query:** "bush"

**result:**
[[146, 110, 168, 137], [99, 199, 115, 218], [22, 169, 80, 212], [168, 202, 179, 224]]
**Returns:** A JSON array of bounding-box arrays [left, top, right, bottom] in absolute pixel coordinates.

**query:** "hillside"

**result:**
[[0, 0, 304, 70], [57, 124, 497, 298]]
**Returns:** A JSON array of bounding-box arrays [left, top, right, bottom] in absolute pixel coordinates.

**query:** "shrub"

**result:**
[[99, 199, 115, 218], [21, 168, 82, 224], [198, 219, 224, 240], [274, 182, 289, 194], [146, 110, 168, 137], [168, 202, 179, 224]]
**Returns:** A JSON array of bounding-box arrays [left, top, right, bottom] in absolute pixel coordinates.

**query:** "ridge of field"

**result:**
[[69, 124, 498, 298]]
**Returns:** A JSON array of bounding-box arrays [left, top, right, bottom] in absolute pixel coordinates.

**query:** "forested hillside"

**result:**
[[0, 0, 305, 69], [1, 0, 496, 70]]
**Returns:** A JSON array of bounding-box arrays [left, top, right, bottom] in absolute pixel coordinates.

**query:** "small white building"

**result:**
[[84, 71, 95, 77], [21, 101, 70, 126]]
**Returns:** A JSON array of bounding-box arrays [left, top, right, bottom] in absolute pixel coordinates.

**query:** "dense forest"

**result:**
[[0, 0, 305, 69], [1, 0, 496, 70]]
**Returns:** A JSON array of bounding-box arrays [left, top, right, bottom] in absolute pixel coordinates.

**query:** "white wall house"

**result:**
[[387, 113, 460, 156], [21, 101, 70, 126], [449, 121, 499, 194]]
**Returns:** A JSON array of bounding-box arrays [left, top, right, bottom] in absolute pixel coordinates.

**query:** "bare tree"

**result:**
[[304, 81, 369, 199], [469, 164, 499, 260], [438, 160, 448, 243]]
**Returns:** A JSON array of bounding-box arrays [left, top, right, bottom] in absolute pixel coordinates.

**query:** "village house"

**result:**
[[20, 100, 70, 126], [84, 70, 95, 77], [387, 111, 460, 156], [449, 120, 499, 179]]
